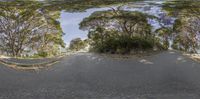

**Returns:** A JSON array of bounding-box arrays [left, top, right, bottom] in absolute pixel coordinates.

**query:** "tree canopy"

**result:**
[[79, 8, 164, 54], [69, 38, 88, 51], [0, 1, 65, 56], [163, 0, 200, 53], [0, 0, 200, 56]]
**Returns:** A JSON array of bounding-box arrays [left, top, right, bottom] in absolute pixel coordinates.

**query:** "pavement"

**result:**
[[0, 51, 200, 99]]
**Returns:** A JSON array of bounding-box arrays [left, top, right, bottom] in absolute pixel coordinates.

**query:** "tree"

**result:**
[[79, 8, 161, 53], [42, 0, 136, 12], [80, 8, 154, 38], [171, 18, 200, 53], [155, 27, 172, 50], [163, 0, 200, 19], [0, 1, 65, 57], [0, 0, 138, 56], [69, 38, 87, 51], [163, 0, 200, 53]]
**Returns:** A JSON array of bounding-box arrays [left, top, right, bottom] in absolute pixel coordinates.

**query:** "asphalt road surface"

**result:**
[[0, 51, 200, 99]]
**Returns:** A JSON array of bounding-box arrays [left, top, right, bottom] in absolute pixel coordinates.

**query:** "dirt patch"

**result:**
[[183, 53, 200, 63]]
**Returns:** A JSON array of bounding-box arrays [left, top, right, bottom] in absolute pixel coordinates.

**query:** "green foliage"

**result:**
[[155, 27, 172, 50], [163, 0, 200, 18], [80, 9, 164, 54], [45, 0, 138, 12], [37, 51, 48, 57], [171, 18, 200, 53], [162, 0, 200, 53], [0, 1, 65, 57], [0, 0, 143, 57], [69, 38, 87, 51], [80, 10, 154, 37], [91, 36, 156, 54]]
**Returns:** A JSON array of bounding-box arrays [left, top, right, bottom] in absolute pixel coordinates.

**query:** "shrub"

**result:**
[[69, 38, 87, 51], [37, 51, 48, 57], [90, 36, 158, 54]]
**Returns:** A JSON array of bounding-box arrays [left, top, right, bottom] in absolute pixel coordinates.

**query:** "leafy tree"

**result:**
[[155, 27, 172, 50], [80, 8, 161, 54], [69, 38, 87, 51], [171, 18, 200, 53], [80, 8, 155, 37], [163, 0, 200, 19], [0, 0, 143, 56], [0, 1, 65, 57], [163, 0, 200, 53], [42, 0, 138, 12]]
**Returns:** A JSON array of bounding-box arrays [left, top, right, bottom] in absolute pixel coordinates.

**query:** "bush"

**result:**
[[91, 36, 158, 54], [69, 38, 87, 51], [37, 51, 48, 57]]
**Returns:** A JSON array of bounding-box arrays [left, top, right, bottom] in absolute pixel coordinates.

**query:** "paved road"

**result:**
[[0, 51, 200, 99]]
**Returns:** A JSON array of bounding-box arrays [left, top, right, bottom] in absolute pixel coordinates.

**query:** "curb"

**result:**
[[0, 57, 63, 70]]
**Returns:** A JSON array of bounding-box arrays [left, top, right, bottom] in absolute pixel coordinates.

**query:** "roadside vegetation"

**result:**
[[0, 1, 65, 58], [69, 38, 88, 51], [0, 0, 199, 57], [0, 0, 139, 57], [163, 0, 200, 53], [79, 8, 167, 54], [78, 0, 200, 54]]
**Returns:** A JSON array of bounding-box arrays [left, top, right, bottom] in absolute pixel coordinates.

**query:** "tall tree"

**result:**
[[0, 1, 65, 56], [163, 0, 200, 53], [80, 8, 154, 39], [79, 8, 160, 53]]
